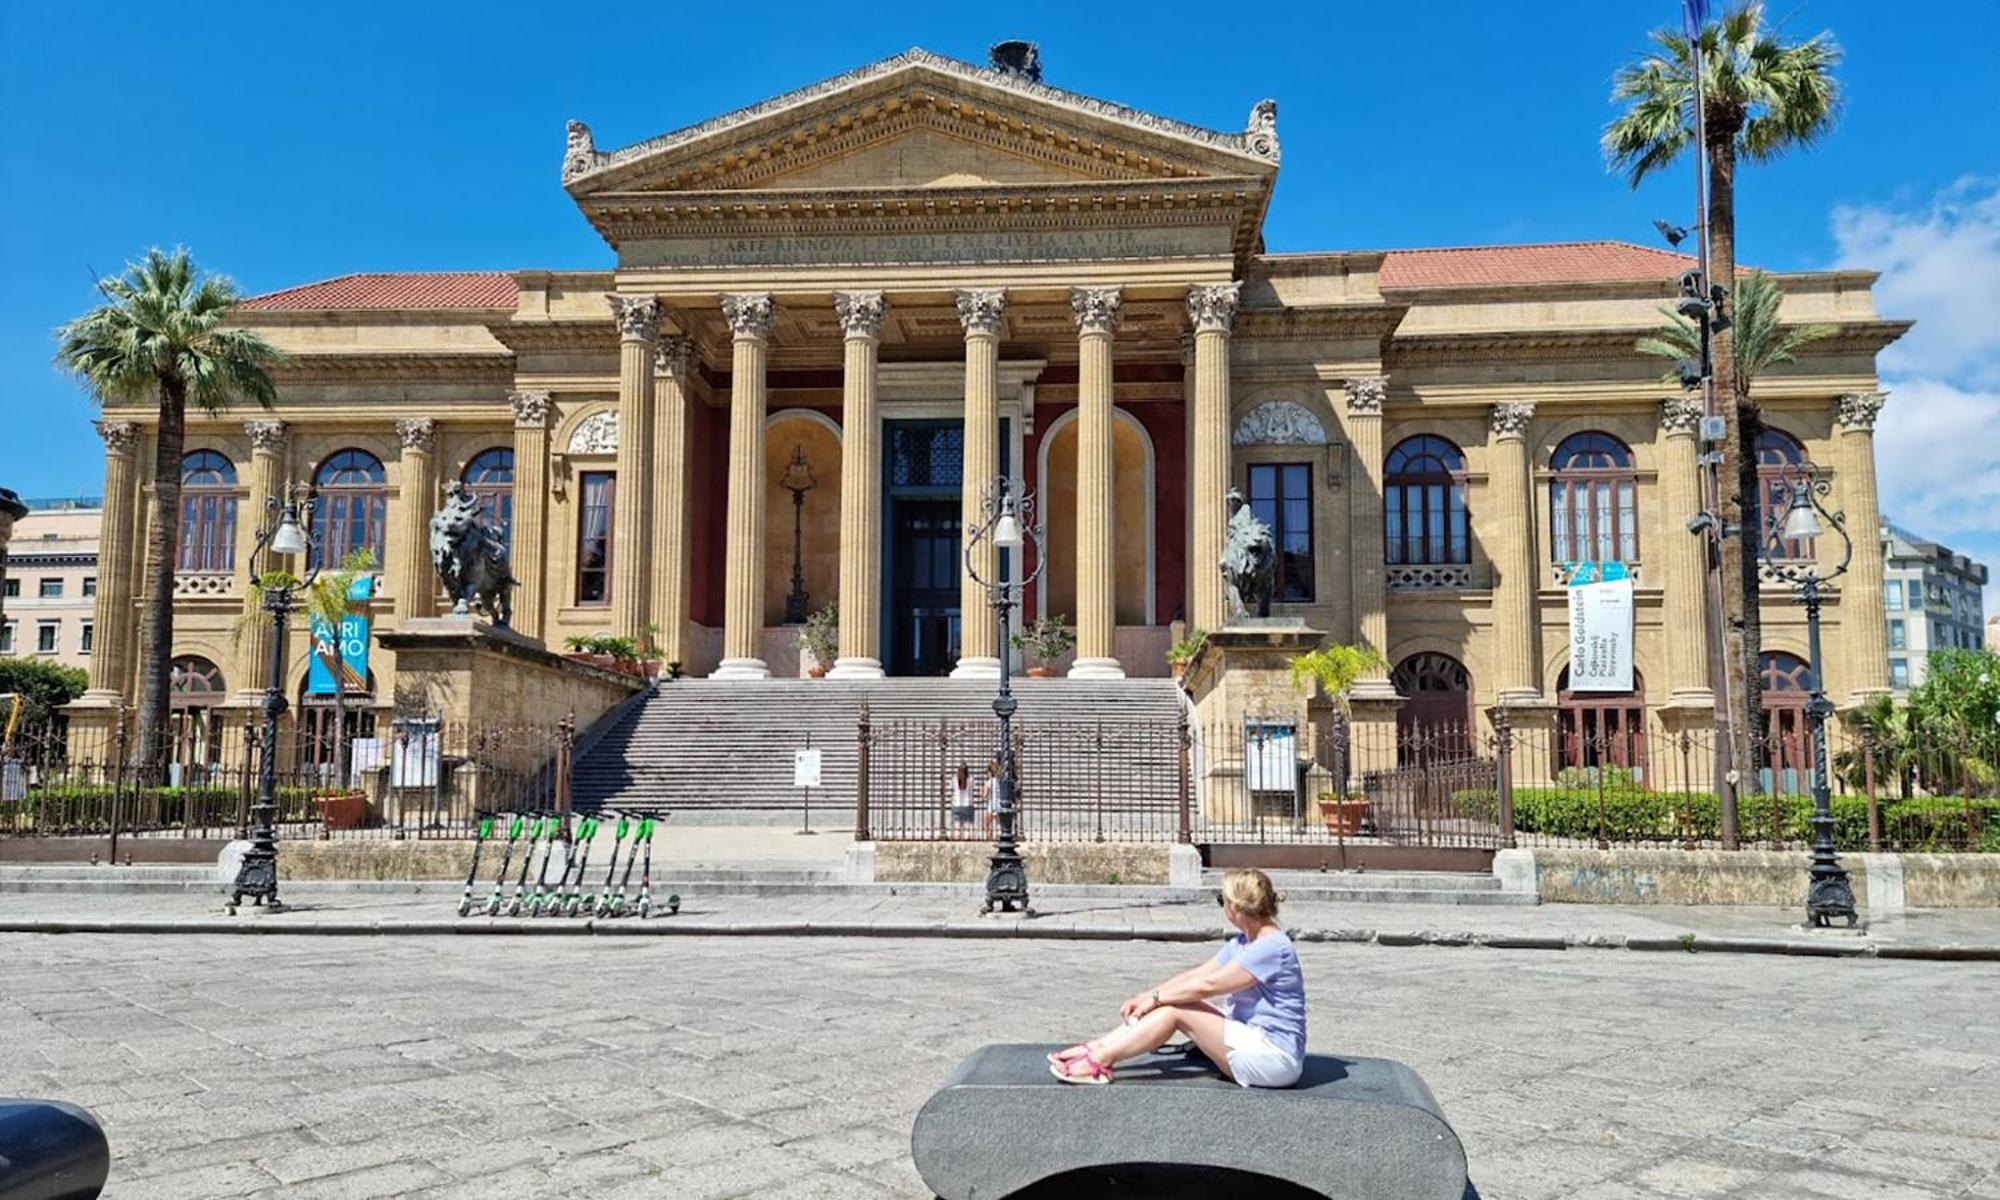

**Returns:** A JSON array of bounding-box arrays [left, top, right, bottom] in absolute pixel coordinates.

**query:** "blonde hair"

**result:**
[[1220, 868, 1280, 922]]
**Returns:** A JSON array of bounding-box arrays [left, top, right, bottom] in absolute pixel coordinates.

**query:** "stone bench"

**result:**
[[912, 1044, 1467, 1200]]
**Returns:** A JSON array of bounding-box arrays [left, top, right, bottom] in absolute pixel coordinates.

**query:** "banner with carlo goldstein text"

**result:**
[[1566, 567, 1634, 693]]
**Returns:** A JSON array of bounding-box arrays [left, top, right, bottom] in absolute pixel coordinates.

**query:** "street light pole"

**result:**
[[1763, 463, 1858, 928], [781, 444, 817, 625], [965, 475, 1044, 915], [230, 484, 317, 911]]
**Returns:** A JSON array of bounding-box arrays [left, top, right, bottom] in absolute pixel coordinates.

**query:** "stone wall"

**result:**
[[1498, 847, 2000, 912], [873, 841, 1172, 885], [375, 617, 645, 734]]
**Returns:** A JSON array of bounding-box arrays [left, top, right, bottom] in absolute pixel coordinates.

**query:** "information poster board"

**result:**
[[1567, 569, 1635, 693]]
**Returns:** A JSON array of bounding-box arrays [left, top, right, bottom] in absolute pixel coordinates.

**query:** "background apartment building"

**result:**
[[1881, 520, 1989, 692], [1, 497, 101, 671]]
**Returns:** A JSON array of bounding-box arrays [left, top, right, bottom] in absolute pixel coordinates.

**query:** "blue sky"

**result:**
[[3, 1, 1996, 594]]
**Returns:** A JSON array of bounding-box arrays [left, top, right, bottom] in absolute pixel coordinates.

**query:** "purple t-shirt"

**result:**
[[1213, 931, 1307, 1062]]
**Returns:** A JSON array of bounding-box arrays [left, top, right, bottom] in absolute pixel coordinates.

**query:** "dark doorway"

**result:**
[[884, 420, 964, 677]]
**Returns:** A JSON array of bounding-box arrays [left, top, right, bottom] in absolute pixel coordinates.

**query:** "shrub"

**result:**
[[563, 634, 639, 662]]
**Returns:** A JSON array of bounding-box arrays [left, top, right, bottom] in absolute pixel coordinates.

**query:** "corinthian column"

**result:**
[[1344, 378, 1396, 697], [829, 292, 887, 679], [953, 289, 1005, 679], [1836, 391, 1892, 703], [607, 294, 661, 642], [716, 292, 776, 680], [81, 420, 142, 702], [1187, 283, 1240, 634], [650, 338, 695, 671], [235, 420, 288, 703], [1488, 401, 1541, 703], [1068, 287, 1124, 679], [392, 418, 437, 622], [509, 391, 552, 641], [1659, 397, 1713, 706]]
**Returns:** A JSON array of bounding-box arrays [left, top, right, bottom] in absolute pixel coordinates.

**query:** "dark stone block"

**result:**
[[912, 1044, 1467, 1200]]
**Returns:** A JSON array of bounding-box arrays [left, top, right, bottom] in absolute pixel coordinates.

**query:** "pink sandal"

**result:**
[[1047, 1044, 1091, 1067], [1049, 1046, 1113, 1085]]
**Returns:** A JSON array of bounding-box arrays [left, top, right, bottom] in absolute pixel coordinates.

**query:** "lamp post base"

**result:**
[[1806, 865, 1858, 928], [229, 850, 280, 909], [983, 849, 1030, 914]]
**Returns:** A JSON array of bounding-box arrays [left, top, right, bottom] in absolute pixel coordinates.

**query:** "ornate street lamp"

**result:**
[[964, 475, 1045, 914], [1761, 462, 1858, 928], [229, 483, 318, 910], [781, 443, 818, 625]]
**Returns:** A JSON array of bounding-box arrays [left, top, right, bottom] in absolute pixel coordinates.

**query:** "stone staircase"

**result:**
[[572, 677, 1185, 815]]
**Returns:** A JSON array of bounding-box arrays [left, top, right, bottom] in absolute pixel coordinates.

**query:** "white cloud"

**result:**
[[1829, 180, 2000, 603]]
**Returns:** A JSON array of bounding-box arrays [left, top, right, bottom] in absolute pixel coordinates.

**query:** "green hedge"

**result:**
[[1452, 785, 2000, 852], [3, 785, 319, 834]]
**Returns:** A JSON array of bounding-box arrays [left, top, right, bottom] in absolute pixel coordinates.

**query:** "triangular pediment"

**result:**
[[563, 48, 1280, 198]]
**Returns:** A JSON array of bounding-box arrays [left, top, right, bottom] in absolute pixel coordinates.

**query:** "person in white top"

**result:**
[[949, 764, 978, 834]]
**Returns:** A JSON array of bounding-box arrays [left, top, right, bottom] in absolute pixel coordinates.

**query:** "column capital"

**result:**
[[396, 417, 437, 453], [509, 390, 553, 428], [95, 419, 140, 457], [1343, 376, 1387, 416], [1835, 390, 1887, 432], [654, 336, 695, 379], [1185, 282, 1242, 335], [606, 294, 662, 343], [1069, 286, 1123, 335], [244, 419, 288, 453], [954, 288, 1007, 337], [720, 293, 776, 340], [1488, 401, 1536, 441], [834, 291, 889, 339], [1660, 396, 1703, 437]]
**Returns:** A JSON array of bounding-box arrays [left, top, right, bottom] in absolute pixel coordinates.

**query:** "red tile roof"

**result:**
[[1378, 241, 1702, 289], [239, 272, 518, 312]]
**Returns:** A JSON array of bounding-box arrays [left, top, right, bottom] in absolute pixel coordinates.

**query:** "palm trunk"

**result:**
[[133, 377, 187, 775], [1706, 130, 1765, 831]]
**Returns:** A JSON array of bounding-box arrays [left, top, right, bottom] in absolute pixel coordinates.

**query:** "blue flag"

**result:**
[[1683, 0, 1710, 40]]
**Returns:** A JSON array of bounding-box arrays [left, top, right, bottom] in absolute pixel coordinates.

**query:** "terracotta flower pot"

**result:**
[[319, 790, 370, 831], [1318, 795, 1370, 837], [1027, 665, 1056, 679], [809, 666, 829, 679]]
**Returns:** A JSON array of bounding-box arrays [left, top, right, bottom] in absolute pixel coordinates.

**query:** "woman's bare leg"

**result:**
[[1059, 1003, 1236, 1080]]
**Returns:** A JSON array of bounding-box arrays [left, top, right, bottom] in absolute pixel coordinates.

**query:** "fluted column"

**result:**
[[1344, 378, 1395, 697], [824, 292, 888, 679], [1068, 287, 1124, 679], [716, 293, 775, 680], [607, 294, 661, 642], [650, 338, 695, 671], [509, 391, 552, 642], [234, 420, 288, 703], [1489, 401, 1542, 703], [391, 418, 437, 622], [81, 420, 142, 702], [1837, 392, 1892, 703], [1187, 283, 1240, 634], [952, 289, 1005, 679], [1659, 398, 1713, 706]]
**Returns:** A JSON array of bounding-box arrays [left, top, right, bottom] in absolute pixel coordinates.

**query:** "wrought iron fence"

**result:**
[[0, 705, 575, 854]]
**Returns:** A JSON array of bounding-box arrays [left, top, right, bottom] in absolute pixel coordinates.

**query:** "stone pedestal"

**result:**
[[1184, 622, 1324, 823], [375, 616, 644, 734]]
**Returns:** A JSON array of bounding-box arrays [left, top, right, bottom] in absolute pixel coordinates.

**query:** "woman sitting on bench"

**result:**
[[1049, 867, 1305, 1088]]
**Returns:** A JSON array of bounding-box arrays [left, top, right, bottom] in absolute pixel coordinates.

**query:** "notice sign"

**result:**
[[308, 575, 375, 696], [793, 748, 822, 789], [1567, 577, 1635, 693]]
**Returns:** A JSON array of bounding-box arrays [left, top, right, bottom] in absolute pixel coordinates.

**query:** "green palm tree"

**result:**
[[1834, 693, 1913, 799], [1638, 271, 1836, 405], [56, 249, 285, 772], [1288, 644, 1387, 717], [1605, 3, 1842, 812], [236, 549, 377, 789]]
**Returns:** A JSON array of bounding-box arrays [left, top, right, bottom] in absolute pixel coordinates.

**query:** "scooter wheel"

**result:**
[[457, 900, 471, 918], [668, 896, 680, 915], [637, 899, 650, 919]]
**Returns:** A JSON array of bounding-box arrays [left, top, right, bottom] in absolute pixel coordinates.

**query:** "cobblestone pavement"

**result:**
[[4, 933, 1998, 1199]]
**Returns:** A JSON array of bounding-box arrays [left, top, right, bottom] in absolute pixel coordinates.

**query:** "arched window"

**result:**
[[1392, 653, 1474, 759], [168, 655, 227, 767], [1760, 651, 1813, 794], [462, 447, 514, 547], [1549, 432, 1637, 566], [1557, 666, 1648, 777], [1753, 431, 1813, 562], [1384, 436, 1469, 566], [313, 449, 387, 568], [178, 451, 238, 572]]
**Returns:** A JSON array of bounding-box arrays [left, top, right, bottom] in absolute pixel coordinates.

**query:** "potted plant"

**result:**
[[801, 602, 839, 678], [316, 788, 370, 831], [1289, 643, 1386, 834], [1011, 615, 1075, 678], [636, 623, 664, 679], [1166, 628, 1207, 680], [563, 634, 642, 676]]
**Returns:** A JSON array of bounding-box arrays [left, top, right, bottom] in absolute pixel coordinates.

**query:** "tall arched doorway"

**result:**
[[1392, 653, 1474, 759], [1760, 651, 1813, 794], [1557, 666, 1648, 777], [168, 655, 227, 770]]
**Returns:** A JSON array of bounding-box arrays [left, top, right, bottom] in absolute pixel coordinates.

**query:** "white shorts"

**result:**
[[1221, 1018, 1303, 1089]]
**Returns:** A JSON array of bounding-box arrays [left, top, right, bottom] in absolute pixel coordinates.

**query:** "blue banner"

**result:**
[[307, 575, 374, 695], [1683, 0, 1710, 40]]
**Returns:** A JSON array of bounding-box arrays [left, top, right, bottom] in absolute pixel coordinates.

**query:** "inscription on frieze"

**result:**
[[629, 226, 1233, 270]]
